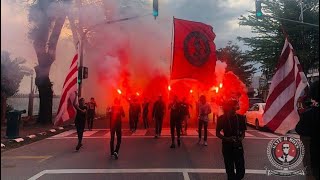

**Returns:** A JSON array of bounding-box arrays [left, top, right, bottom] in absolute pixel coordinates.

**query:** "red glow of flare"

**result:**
[[136, 92, 140, 96], [219, 83, 223, 88], [117, 89, 122, 95], [168, 85, 171, 91], [190, 89, 193, 94]]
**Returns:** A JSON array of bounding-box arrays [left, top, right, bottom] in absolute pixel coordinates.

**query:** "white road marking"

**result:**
[[28, 168, 266, 180], [256, 131, 280, 138], [208, 129, 216, 136], [51, 130, 76, 138], [161, 129, 171, 136], [186, 129, 198, 136], [103, 131, 111, 138], [83, 130, 98, 137], [245, 132, 254, 137], [47, 136, 279, 140], [132, 130, 147, 136]]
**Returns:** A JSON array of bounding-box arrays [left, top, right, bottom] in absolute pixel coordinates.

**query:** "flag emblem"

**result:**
[[183, 31, 211, 67]]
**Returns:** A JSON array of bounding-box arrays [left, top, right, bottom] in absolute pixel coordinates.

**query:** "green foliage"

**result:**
[[238, 0, 319, 78], [216, 42, 256, 86], [1, 51, 28, 98]]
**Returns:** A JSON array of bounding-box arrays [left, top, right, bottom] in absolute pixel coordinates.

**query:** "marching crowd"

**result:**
[[69, 79, 319, 180]]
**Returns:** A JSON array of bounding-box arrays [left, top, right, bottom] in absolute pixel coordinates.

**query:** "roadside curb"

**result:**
[[1, 124, 74, 151]]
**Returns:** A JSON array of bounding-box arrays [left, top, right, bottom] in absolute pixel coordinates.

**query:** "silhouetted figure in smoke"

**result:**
[[181, 97, 191, 135], [142, 98, 150, 129], [87, 97, 97, 131], [73, 95, 87, 151], [197, 95, 211, 146], [108, 98, 125, 160], [152, 95, 166, 138], [217, 99, 246, 180], [129, 97, 141, 132], [169, 95, 183, 148]]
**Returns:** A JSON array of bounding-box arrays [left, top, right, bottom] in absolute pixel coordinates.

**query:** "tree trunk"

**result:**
[[35, 65, 53, 125], [1, 93, 7, 125]]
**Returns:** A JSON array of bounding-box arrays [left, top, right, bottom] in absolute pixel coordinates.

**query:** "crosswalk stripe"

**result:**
[[186, 129, 198, 136], [256, 131, 279, 138], [208, 129, 216, 136], [245, 132, 254, 137], [104, 131, 111, 138], [51, 130, 76, 137], [83, 131, 98, 137], [132, 130, 147, 136], [161, 129, 171, 136]]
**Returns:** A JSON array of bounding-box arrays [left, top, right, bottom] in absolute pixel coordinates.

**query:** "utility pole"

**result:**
[[28, 73, 34, 117]]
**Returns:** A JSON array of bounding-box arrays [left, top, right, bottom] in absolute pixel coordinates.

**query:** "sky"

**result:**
[[1, 0, 259, 95]]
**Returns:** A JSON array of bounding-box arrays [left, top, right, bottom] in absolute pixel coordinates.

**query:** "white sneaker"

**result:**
[[204, 141, 208, 146]]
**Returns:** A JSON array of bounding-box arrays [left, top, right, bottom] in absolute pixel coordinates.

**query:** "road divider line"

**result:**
[[2, 155, 52, 163], [47, 136, 278, 140], [28, 168, 266, 180]]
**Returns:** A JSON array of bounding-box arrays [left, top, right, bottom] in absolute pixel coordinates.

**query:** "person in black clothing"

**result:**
[[142, 98, 150, 129], [217, 99, 246, 180], [169, 95, 183, 148], [108, 98, 125, 160], [73, 96, 87, 151], [152, 95, 166, 138], [129, 97, 141, 132], [297, 80, 319, 180], [87, 97, 97, 131], [181, 97, 191, 135]]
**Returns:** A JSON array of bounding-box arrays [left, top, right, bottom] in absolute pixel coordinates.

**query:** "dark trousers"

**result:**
[[198, 120, 208, 141], [170, 119, 181, 144], [129, 116, 134, 130], [110, 121, 122, 155], [155, 116, 163, 135], [87, 114, 94, 130], [143, 115, 149, 129], [222, 143, 245, 180], [133, 117, 139, 131], [75, 119, 85, 145]]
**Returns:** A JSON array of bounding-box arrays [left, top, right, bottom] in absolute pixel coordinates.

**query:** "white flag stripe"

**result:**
[[245, 132, 254, 137], [267, 50, 294, 96], [275, 110, 300, 134], [263, 84, 296, 123]]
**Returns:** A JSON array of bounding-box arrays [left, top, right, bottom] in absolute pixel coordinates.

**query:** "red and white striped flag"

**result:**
[[54, 54, 79, 126], [263, 38, 308, 135]]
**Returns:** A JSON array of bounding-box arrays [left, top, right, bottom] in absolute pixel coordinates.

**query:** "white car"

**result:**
[[245, 103, 266, 129]]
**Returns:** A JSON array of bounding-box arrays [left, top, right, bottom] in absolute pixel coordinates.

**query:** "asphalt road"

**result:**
[[1, 119, 305, 180]]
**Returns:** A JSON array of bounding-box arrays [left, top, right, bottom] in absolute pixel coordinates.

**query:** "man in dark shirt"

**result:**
[[129, 97, 141, 132], [108, 98, 125, 160], [181, 97, 191, 135], [168, 95, 183, 148], [142, 98, 150, 129], [87, 97, 97, 131], [216, 99, 246, 180], [152, 95, 166, 138]]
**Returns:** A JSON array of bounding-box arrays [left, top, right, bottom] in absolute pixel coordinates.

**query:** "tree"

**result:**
[[238, 0, 319, 79], [28, 0, 69, 124], [1, 51, 29, 124], [216, 42, 256, 86]]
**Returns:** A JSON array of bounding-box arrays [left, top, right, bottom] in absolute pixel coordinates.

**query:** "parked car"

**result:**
[[249, 98, 264, 108], [245, 103, 266, 129]]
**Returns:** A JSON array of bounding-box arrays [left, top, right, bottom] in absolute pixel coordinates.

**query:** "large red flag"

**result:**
[[54, 54, 78, 126], [263, 38, 308, 135], [171, 18, 217, 86]]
